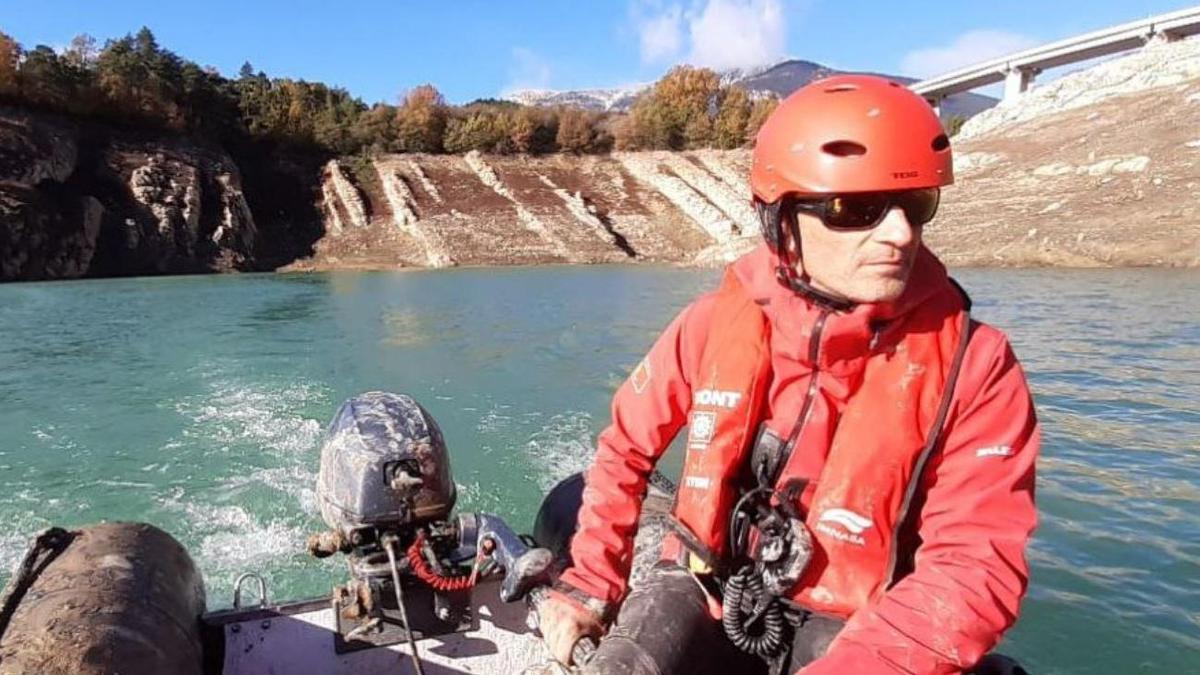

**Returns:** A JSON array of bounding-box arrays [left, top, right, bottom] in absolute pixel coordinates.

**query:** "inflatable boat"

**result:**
[[0, 391, 1027, 675], [0, 392, 672, 675]]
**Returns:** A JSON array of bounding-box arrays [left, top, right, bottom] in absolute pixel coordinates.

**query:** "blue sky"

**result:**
[[2, 1, 1192, 104]]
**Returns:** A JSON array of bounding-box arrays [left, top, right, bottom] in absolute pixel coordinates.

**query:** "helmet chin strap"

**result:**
[[774, 211, 855, 313]]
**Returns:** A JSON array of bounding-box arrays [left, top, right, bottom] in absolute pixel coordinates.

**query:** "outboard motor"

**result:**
[[306, 392, 552, 655]]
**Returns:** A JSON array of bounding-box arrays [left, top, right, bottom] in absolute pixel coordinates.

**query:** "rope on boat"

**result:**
[[405, 532, 482, 592], [0, 527, 74, 650]]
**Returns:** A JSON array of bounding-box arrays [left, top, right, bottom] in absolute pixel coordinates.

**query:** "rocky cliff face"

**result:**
[[306, 40, 1200, 272], [0, 107, 260, 280], [3, 38, 1198, 280], [297, 149, 760, 270]]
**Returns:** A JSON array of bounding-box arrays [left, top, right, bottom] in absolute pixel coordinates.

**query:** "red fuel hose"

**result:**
[[406, 533, 479, 592]]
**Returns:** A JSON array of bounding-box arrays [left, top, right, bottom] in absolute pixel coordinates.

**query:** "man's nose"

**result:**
[[873, 207, 917, 247]]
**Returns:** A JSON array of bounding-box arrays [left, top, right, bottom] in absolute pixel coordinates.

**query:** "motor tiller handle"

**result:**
[[526, 586, 599, 667]]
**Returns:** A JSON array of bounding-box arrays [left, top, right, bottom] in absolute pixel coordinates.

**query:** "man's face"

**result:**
[[794, 206, 922, 304]]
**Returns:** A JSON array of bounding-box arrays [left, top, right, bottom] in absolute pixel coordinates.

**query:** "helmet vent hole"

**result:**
[[931, 134, 950, 151], [824, 84, 858, 93], [888, 81, 902, 88], [821, 140, 867, 157]]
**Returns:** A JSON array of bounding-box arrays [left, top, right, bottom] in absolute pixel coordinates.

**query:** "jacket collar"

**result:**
[[728, 243, 954, 374]]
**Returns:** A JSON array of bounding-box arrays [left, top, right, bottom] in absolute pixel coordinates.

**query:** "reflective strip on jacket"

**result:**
[[560, 243, 1040, 674]]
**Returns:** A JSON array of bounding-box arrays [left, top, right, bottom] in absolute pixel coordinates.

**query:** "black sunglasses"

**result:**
[[790, 188, 940, 231]]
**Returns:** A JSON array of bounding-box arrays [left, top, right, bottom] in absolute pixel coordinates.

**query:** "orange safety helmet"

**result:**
[[750, 74, 953, 204], [749, 74, 953, 307]]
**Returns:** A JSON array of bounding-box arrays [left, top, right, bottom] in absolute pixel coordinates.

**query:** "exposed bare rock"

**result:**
[[0, 106, 261, 280], [320, 180, 345, 236], [291, 152, 713, 271], [378, 164, 419, 228], [537, 173, 634, 257], [659, 153, 758, 233], [617, 152, 732, 244], [375, 160, 454, 267], [959, 37, 1200, 140], [408, 160, 443, 203], [694, 151, 757, 223], [0, 115, 78, 188], [114, 148, 256, 273], [295, 39, 1200, 273], [1, 193, 103, 279], [213, 173, 257, 254], [129, 156, 202, 258], [930, 71, 1200, 266], [9, 34, 1200, 282], [954, 152, 1005, 174], [322, 160, 369, 233], [464, 150, 570, 260]]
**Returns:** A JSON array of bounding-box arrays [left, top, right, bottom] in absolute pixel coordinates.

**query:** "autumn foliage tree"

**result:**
[[0, 31, 20, 97], [713, 86, 751, 148], [395, 85, 447, 153], [746, 95, 780, 140], [0, 26, 796, 157], [556, 106, 594, 153], [618, 66, 721, 150]]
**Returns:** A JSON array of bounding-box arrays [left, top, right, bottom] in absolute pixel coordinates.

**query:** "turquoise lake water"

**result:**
[[0, 265, 1197, 673]]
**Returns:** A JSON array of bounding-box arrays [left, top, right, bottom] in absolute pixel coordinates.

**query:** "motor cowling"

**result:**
[[307, 392, 554, 653], [316, 392, 456, 537]]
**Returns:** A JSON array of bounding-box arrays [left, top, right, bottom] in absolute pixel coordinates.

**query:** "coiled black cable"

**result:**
[[721, 565, 786, 657]]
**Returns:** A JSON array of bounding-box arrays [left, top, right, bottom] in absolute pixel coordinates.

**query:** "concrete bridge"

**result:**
[[912, 5, 1200, 112]]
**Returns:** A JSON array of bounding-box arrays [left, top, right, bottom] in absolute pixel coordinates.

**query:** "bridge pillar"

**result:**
[[1004, 66, 1036, 102], [924, 95, 944, 117], [1145, 28, 1181, 44]]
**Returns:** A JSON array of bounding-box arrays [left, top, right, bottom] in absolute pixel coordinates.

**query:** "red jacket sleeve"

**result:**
[[801, 324, 1040, 675], [558, 299, 711, 606]]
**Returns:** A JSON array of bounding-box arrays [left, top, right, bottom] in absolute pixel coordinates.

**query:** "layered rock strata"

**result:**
[[5, 37, 1200, 280], [1, 107, 258, 280]]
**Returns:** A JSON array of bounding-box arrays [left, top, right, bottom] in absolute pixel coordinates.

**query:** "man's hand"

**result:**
[[538, 589, 605, 666]]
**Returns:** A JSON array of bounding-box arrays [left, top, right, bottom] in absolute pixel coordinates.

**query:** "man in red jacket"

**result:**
[[539, 75, 1038, 675]]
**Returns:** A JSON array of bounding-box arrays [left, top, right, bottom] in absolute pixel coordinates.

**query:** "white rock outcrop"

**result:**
[[464, 151, 568, 257], [129, 156, 201, 252], [321, 181, 345, 236], [617, 153, 735, 243], [1031, 154, 1150, 177], [959, 37, 1200, 140], [537, 173, 628, 253], [408, 160, 443, 203], [213, 173, 257, 253], [954, 152, 1004, 174], [375, 161, 453, 267], [659, 153, 758, 234], [323, 160, 369, 233]]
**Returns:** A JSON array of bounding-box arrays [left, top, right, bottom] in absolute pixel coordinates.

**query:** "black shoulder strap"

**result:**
[[885, 311, 975, 586]]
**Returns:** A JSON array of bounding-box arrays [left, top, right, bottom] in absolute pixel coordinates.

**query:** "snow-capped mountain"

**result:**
[[505, 58, 997, 119], [504, 84, 652, 112]]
